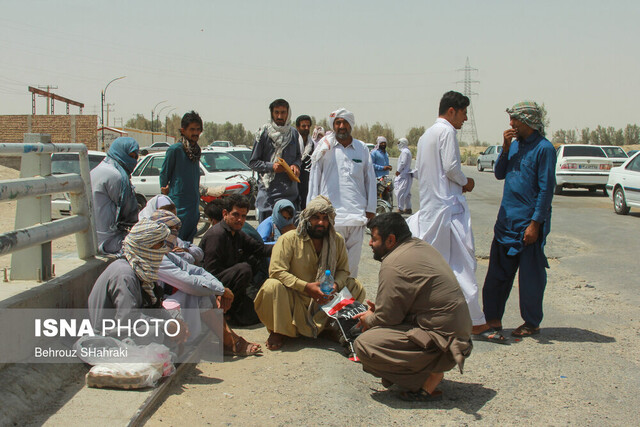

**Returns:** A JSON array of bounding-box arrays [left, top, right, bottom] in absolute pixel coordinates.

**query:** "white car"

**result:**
[[477, 145, 502, 171], [204, 145, 252, 167], [51, 151, 107, 218], [130, 151, 252, 203], [555, 145, 612, 195], [139, 141, 171, 155], [599, 145, 629, 167], [606, 152, 640, 215]]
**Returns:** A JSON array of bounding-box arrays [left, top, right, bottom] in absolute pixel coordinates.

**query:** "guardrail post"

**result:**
[[72, 149, 97, 258], [10, 134, 53, 281]]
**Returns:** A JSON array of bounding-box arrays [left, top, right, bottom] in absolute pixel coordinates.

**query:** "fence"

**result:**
[[0, 134, 97, 281]]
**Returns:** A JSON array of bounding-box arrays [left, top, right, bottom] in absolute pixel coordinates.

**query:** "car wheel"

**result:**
[[491, 161, 495, 170], [135, 194, 147, 211], [554, 185, 563, 195], [477, 161, 484, 172], [613, 187, 630, 215]]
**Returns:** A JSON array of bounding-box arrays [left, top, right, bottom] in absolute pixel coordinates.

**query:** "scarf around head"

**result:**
[[375, 136, 387, 151], [181, 137, 201, 162], [138, 195, 174, 220], [255, 109, 293, 189], [311, 126, 325, 144], [106, 137, 139, 229], [271, 199, 296, 241], [328, 108, 355, 130], [506, 101, 546, 137], [398, 138, 409, 150], [297, 195, 338, 282], [123, 218, 171, 305], [149, 209, 181, 249]]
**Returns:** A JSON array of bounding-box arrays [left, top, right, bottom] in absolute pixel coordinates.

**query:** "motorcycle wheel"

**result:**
[[376, 199, 392, 215], [195, 200, 211, 237]]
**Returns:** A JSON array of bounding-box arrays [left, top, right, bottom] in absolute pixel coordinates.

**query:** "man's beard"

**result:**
[[372, 246, 387, 262], [307, 224, 329, 239], [335, 130, 350, 140]]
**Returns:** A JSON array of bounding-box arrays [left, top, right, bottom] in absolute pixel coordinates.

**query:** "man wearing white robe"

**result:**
[[307, 108, 376, 277], [394, 138, 413, 214], [407, 91, 490, 334]]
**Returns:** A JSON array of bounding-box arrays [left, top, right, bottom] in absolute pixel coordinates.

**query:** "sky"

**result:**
[[0, 0, 638, 144]]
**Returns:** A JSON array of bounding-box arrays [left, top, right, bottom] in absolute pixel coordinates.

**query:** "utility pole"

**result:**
[[37, 85, 58, 115], [456, 57, 479, 145], [105, 103, 115, 127]]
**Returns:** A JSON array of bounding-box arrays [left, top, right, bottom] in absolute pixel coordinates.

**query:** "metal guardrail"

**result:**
[[0, 134, 97, 281]]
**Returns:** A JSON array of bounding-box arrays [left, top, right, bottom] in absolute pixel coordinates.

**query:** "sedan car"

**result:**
[[555, 145, 612, 195], [204, 145, 253, 167], [606, 152, 640, 215], [51, 151, 106, 218], [599, 145, 628, 167], [477, 145, 502, 171], [139, 141, 171, 156], [208, 140, 234, 148], [130, 151, 252, 203]]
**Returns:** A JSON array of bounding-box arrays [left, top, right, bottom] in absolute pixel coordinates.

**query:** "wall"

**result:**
[[0, 115, 98, 148]]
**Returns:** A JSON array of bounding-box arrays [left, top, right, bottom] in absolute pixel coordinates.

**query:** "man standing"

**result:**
[[354, 213, 472, 401], [406, 91, 493, 339], [160, 111, 203, 242], [254, 196, 365, 350], [482, 101, 556, 338], [370, 136, 392, 178], [394, 137, 413, 214], [199, 195, 272, 325], [296, 114, 314, 210], [249, 99, 301, 222], [307, 108, 376, 277]]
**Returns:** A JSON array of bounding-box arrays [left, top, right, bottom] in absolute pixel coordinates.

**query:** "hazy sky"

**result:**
[[1, 0, 638, 143]]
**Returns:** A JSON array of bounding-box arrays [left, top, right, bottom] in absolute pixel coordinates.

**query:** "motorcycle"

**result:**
[[376, 175, 394, 215], [196, 173, 257, 237]]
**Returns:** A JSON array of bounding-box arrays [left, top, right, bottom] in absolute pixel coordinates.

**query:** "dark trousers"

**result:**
[[482, 238, 548, 328], [298, 170, 310, 210], [215, 262, 260, 326]]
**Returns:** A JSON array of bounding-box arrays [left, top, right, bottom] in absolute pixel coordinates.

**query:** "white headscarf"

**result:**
[[375, 136, 387, 150], [138, 195, 174, 220], [328, 108, 355, 130], [398, 138, 409, 150]]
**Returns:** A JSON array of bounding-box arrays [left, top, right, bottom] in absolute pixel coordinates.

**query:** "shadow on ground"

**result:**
[[370, 380, 496, 420], [505, 327, 615, 345]]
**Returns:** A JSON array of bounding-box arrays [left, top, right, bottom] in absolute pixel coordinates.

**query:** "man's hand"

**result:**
[[462, 177, 475, 193], [273, 162, 285, 173], [304, 281, 333, 305], [503, 129, 516, 154], [160, 185, 169, 195], [166, 319, 190, 344], [354, 300, 376, 331], [384, 165, 392, 171], [395, 171, 400, 176], [366, 212, 375, 221], [291, 164, 300, 177], [172, 247, 187, 253], [220, 287, 234, 312], [523, 221, 540, 246]]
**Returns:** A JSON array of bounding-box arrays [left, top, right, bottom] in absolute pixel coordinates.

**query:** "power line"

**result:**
[[456, 57, 479, 145]]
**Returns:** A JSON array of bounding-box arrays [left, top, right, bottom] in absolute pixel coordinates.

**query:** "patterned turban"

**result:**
[[507, 101, 546, 136]]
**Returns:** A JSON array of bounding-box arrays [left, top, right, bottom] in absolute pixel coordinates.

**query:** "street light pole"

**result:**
[[151, 100, 168, 144], [101, 75, 126, 152]]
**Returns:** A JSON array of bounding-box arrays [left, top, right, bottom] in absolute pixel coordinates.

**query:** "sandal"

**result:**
[[511, 323, 540, 337], [224, 336, 262, 357], [398, 388, 443, 402], [473, 327, 509, 345]]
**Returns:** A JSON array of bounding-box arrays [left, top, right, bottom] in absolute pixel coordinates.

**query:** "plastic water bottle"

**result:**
[[320, 269, 333, 295]]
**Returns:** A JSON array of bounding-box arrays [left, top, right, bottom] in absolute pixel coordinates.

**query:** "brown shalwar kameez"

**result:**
[[354, 238, 472, 392]]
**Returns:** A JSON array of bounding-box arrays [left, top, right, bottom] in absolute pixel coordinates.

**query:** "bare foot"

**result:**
[[487, 319, 503, 330], [224, 335, 262, 357], [472, 324, 491, 335], [266, 332, 287, 350]]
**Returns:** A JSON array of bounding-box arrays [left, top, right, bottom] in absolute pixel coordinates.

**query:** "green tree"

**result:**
[[552, 130, 567, 145], [406, 126, 425, 147], [624, 124, 640, 146], [581, 128, 591, 145], [125, 114, 152, 131]]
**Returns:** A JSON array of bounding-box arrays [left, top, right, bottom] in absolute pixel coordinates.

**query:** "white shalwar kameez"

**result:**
[[307, 134, 376, 277], [406, 118, 486, 326], [394, 142, 413, 211]]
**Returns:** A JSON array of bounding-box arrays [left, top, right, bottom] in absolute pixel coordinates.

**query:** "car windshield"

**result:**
[[210, 141, 231, 147], [51, 154, 105, 174], [563, 146, 606, 157], [228, 150, 251, 166], [600, 146, 627, 158], [200, 152, 250, 172]]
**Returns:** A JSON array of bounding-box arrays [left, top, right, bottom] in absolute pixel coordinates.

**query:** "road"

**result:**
[[137, 166, 640, 425]]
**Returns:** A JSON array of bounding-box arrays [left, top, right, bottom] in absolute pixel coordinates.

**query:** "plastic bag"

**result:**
[[320, 288, 367, 362], [74, 336, 175, 389]]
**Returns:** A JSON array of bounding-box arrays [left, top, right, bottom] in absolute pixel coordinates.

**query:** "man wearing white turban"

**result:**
[[307, 108, 376, 277], [407, 91, 494, 340], [371, 136, 392, 178], [394, 138, 413, 214]]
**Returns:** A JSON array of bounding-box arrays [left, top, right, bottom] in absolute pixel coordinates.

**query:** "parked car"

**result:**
[[626, 149, 638, 157], [51, 151, 107, 218], [366, 143, 375, 152], [208, 140, 234, 148], [477, 145, 502, 171], [205, 145, 253, 167], [130, 151, 251, 203], [139, 141, 171, 156], [599, 145, 629, 167], [606, 152, 640, 215], [555, 145, 612, 195]]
